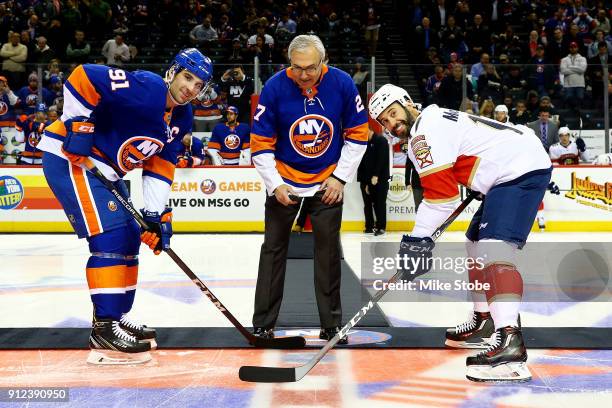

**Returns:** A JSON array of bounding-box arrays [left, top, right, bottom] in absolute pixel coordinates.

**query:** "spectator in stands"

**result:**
[[546, 28, 568, 64], [466, 14, 489, 63], [65, 30, 91, 64], [101, 34, 130, 67], [1, 32, 27, 87], [84, 0, 113, 39], [438, 64, 473, 110], [454, 1, 473, 30], [16, 73, 53, 115], [440, 15, 464, 60], [62, 0, 83, 40], [527, 107, 559, 152], [545, 8, 568, 37], [588, 29, 612, 59], [43, 59, 64, 84], [430, 0, 448, 29], [592, 9, 610, 35], [510, 99, 532, 125], [189, 17, 218, 51], [20, 31, 35, 64], [470, 53, 489, 80], [248, 23, 274, 49], [525, 30, 545, 60], [227, 38, 248, 65], [32, 36, 55, 65], [560, 41, 587, 111], [219, 65, 254, 124], [424, 64, 445, 105], [363, 1, 381, 57], [479, 99, 495, 119], [351, 57, 369, 102], [565, 23, 586, 56], [494, 104, 509, 123], [587, 41, 611, 107], [217, 14, 235, 44], [414, 17, 439, 63], [527, 45, 557, 97], [477, 63, 503, 103], [573, 10, 595, 37], [537, 96, 558, 117], [276, 12, 297, 35]]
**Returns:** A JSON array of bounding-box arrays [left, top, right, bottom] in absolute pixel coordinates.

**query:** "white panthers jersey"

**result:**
[[406, 104, 551, 237], [549, 140, 589, 165]]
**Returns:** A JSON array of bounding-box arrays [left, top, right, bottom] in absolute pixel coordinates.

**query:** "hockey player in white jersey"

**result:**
[[369, 84, 552, 382], [549, 126, 589, 165]]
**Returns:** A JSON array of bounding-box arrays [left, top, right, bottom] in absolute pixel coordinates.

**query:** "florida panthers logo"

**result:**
[[27, 131, 41, 147], [224, 134, 240, 150], [0, 101, 8, 116], [116, 137, 164, 172], [289, 114, 334, 158]]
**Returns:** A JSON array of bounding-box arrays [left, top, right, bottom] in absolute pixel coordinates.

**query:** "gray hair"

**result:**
[[288, 35, 326, 63]]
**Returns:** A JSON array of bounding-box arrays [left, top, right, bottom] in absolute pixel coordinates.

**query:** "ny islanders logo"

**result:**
[[0, 101, 8, 115], [116, 137, 164, 172], [224, 134, 240, 150], [289, 114, 334, 158], [27, 131, 41, 148]]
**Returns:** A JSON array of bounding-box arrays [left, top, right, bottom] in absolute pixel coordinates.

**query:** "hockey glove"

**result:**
[[176, 155, 194, 168], [62, 116, 95, 165], [575, 137, 586, 152], [547, 181, 560, 195], [398, 235, 435, 281], [140, 208, 173, 255], [466, 188, 484, 201]]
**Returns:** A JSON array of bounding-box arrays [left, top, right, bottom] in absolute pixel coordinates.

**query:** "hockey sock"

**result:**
[[86, 254, 126, 320], [466, 240, 489, 312], [122, 221, 141, 314], [482, 263, 523, 330]]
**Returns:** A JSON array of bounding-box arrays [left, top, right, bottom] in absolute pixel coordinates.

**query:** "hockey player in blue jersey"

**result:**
[[208, 106, 251, 165], [15, 103, 52, 164], [37, 48, 212, 365], [176, 133, 205, 167]]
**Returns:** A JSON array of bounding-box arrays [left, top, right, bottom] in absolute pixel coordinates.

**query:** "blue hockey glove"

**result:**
[[398, 235, 435, 281], [575, 137, 586, 152], [62, 116, 95, 165], [140, 208, 173, 255]]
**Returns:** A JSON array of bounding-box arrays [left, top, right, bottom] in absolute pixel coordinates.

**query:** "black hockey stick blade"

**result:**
[[239, 366, 296, 383], [251, 335, 306, 349]]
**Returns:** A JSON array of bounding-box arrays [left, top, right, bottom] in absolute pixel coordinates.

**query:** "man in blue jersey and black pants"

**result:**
[[250, 35, 369, 343]]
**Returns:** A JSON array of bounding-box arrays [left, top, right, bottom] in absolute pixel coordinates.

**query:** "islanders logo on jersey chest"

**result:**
[[289, 114, 334, 158], [27, 131, 41, 148], [117, 136, 164, 172], [0, 101, 8, 116], [224, 134, 240, 150]]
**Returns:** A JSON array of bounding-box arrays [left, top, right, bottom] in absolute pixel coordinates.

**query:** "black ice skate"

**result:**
[[445, 311, 495, 349], [87, 318, 152, 365], [253, 327, 275, 339], [466, 326, 532, 382], [320, 327, 348, 345], [120, 314, 157, 349]]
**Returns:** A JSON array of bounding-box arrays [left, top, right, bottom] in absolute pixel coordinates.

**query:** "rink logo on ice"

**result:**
[[200, 179, 216, 194], [564, 171, 612, 211], [0, 175, 24, 210], [116, 136, 164, 172], [289, 114, 334, 158]]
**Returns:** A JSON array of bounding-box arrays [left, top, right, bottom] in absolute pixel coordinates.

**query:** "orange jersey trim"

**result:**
[[420, 166, 459, 201], [126, 265, 138, 287], [276, 161, 337, 185], [68, 65, 101, 108], [207, 141, 221, 150], [251, 133, 276, 154], [86, 265, 126, 289], [344, 122, 369, 142], [0, 120, 15, 127], [454, 155, 480, 188], [220, 152, 240, 159], [46, 120, 67, 136], [143, 155, 175, 181], [70, 164, 101, 236]]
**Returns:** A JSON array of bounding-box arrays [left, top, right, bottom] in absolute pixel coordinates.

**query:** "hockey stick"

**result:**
[[83, 159, 306, 349], [239, 192, 478, 382]]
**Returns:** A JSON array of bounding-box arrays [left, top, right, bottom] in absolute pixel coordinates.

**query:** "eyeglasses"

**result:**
[[291, 62, 321, 75]]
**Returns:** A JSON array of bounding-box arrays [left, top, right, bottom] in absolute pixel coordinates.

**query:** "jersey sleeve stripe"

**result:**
[[65, 65, 101, 109], [86, 265, 127, 289], [251, 133, 276, 155], [420, 166, 460, 201], [242, 142, 251, 149], [344, 123, 369, 142], [418, 162, 454, 178], [277, 161, 337, 186], [143, 156, 175, 185], [344, 136, 368, 145]]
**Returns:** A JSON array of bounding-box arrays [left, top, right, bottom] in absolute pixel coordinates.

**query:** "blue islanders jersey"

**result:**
[[180, 135, 205, 161], [38, 64, 193, 212], [209, 122, 250, 165], [250, 65, 368, 195], [16, 86, 54, 115], [0, 93, 17, 126], [15, 115, 51, 160]]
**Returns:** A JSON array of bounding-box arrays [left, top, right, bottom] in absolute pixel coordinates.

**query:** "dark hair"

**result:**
[[598, 41, 608, 49], [539, 107, 550, 114]]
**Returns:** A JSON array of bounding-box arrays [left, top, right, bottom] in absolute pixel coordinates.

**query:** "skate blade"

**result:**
[[141, 338, 157, 350], [445, 336, 493, 349], [87, 350, 152, 366], [466, 362, 532, 383]]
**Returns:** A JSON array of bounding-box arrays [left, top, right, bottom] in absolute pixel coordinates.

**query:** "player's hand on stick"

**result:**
[[575, 137, 586, 152], [140, 207, 173, 255], [176, 156, 194, 168], [320, 176, 344, 205], [398, 235, 435, 280], [62, 116, 94, 165], [466, 188, 484, 200], [274, 184, 298, 206], [547, 181, 560, 195]]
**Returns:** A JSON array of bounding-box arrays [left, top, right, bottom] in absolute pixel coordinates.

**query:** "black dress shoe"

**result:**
[[364, 228, 374, 233], [374, 229, 385, 236], [253, 327, 275, 339], [320, 327, 348, 344]]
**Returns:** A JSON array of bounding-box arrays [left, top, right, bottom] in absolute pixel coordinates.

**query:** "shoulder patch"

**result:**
[[410, 135, 434, 169]]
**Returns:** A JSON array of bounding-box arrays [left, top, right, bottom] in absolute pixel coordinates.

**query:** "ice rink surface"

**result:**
[[1, 232, 612, 407]]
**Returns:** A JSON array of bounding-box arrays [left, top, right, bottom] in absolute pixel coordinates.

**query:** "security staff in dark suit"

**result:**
[[405, 157, 423, 211], [357, 131, 390, 236]]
